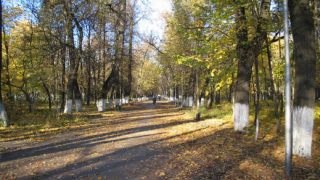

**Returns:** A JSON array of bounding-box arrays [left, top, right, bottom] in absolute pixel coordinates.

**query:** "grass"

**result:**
[[1, 100, 319, 179], [1, 99, 319, 143], [0, 101, 123, 142], [157, 100, 320, 179]]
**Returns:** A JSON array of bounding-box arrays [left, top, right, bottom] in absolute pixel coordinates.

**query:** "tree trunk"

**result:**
[[200, 77, 210, 107], [93, 62, 97, 102], [60, 43, 66, 111], [2, 25, 12, 102], [124, 2, 134, 101], [206, 85, 214, 109], [64, 2, 76, 113], [233, 0, 270, 132], [215, 89, 221, 104], [262, 58, 268, 101], [254, 57, 260, 141], [99, 0, 126, 110], [0, 0, 9, 127], [196, 68, 200, 109], [98, 69, 116, 111], [266, 37, 280, 133], [39, 76, 51, 110], [64, 71, 75, 113], [52, 54, 56, 108], [280, 92, 284, 116], [74, 79, 82, 112], [289, 0, 316, 158], [234, 5, 251, 131], [86, 60, 91, 106], [86, 25, 92, 106], [116, 0, 126, 107], [74, 16, 83, 112], [228, 73, 234, 102], [181, 69, 184, 106]]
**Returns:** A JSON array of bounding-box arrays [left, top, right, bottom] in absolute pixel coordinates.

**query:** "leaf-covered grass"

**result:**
[[156, 100, 320, 179], [0, 100, 319, 179], [0, 101, 123, 142]]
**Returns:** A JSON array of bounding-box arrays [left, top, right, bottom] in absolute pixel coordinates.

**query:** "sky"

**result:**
[[6, 0, 172, 41], [137, 0, 172, 40]]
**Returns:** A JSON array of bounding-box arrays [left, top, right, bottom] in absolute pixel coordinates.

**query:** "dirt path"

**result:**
[[0, 101, 193, 180]]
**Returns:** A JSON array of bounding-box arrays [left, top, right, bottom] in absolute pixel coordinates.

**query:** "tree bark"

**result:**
[[215, 89, 220, 104], [64, 2, 76, 113], [99, 0, 126, 110], [41, 77, 51, 110], [289, 0, 316, 158], [86, 25, 92, 106], [200, 77, 210, 107], [234, 5, 251, 131], [74, 79, 82, 112], [254, 57, 260, 141], [0, 0, 9, 127], [124, 2, 134, 100], [60, 43, 66, 111], [266, 37, 280, 133], [206, 85, 214, 109], [2, 26, 12, 102], [233, 0, 270, 131], [63, 0, 84, 113]]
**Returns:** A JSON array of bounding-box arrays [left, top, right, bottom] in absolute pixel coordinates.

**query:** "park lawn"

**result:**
[[151, 101, 320, 179], [0, 102, 125, 142]]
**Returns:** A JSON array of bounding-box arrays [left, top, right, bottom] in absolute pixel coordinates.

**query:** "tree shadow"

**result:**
[[17, 128, 207, 180], [0, 116, 195, 163]]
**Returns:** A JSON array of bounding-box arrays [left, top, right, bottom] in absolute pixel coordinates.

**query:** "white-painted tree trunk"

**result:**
[[233, 103, 249, 131], [0, 101, 9, 127], [292, 106, 315, 158], [75, 99, 82, 112], [196, 97, 200, 109], [109, 99, 113, 109], [124, 96, 129, 104], [64, 99, 73, 113], [115, 98, 121, 107], [200, 98, 205, 107], [97, 99, 106, 112], [188, 96, 193, 107]]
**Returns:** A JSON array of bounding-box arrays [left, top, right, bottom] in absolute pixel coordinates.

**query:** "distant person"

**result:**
[[153, 96, 157, 105], [158, 96, 161, 101]]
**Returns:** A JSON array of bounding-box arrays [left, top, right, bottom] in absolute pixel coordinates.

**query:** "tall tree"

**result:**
[[63, 0, 78, 113], [98, 0, 127, 111], [289, 0, 316, 158], [233, 0, 271, 131], [63, 0, 86, 113], [124, 0, 137, 103], [0, 0, 9, 127]]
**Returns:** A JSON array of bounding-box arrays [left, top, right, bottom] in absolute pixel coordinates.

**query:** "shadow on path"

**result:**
[[0, 101, 197, 180]]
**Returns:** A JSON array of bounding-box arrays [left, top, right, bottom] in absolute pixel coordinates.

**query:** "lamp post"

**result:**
[[283, 0, 292, 175]]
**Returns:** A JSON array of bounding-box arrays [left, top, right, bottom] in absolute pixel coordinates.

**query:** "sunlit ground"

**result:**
[[0, 100, 319, 179]]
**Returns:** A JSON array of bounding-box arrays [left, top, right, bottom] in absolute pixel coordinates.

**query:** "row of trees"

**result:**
[[158, 0, 319, 159], [0, 0, 165, 123], [0, 0, 319, 160]]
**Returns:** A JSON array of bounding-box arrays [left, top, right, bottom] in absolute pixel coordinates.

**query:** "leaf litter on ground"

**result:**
[[0, 101, 319, 179]]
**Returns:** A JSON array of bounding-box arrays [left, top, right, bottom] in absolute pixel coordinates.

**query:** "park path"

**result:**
[[0, 101, 191, 180]]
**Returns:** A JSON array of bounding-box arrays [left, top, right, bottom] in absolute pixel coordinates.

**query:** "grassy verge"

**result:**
[[0, 101, 123, 142]]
